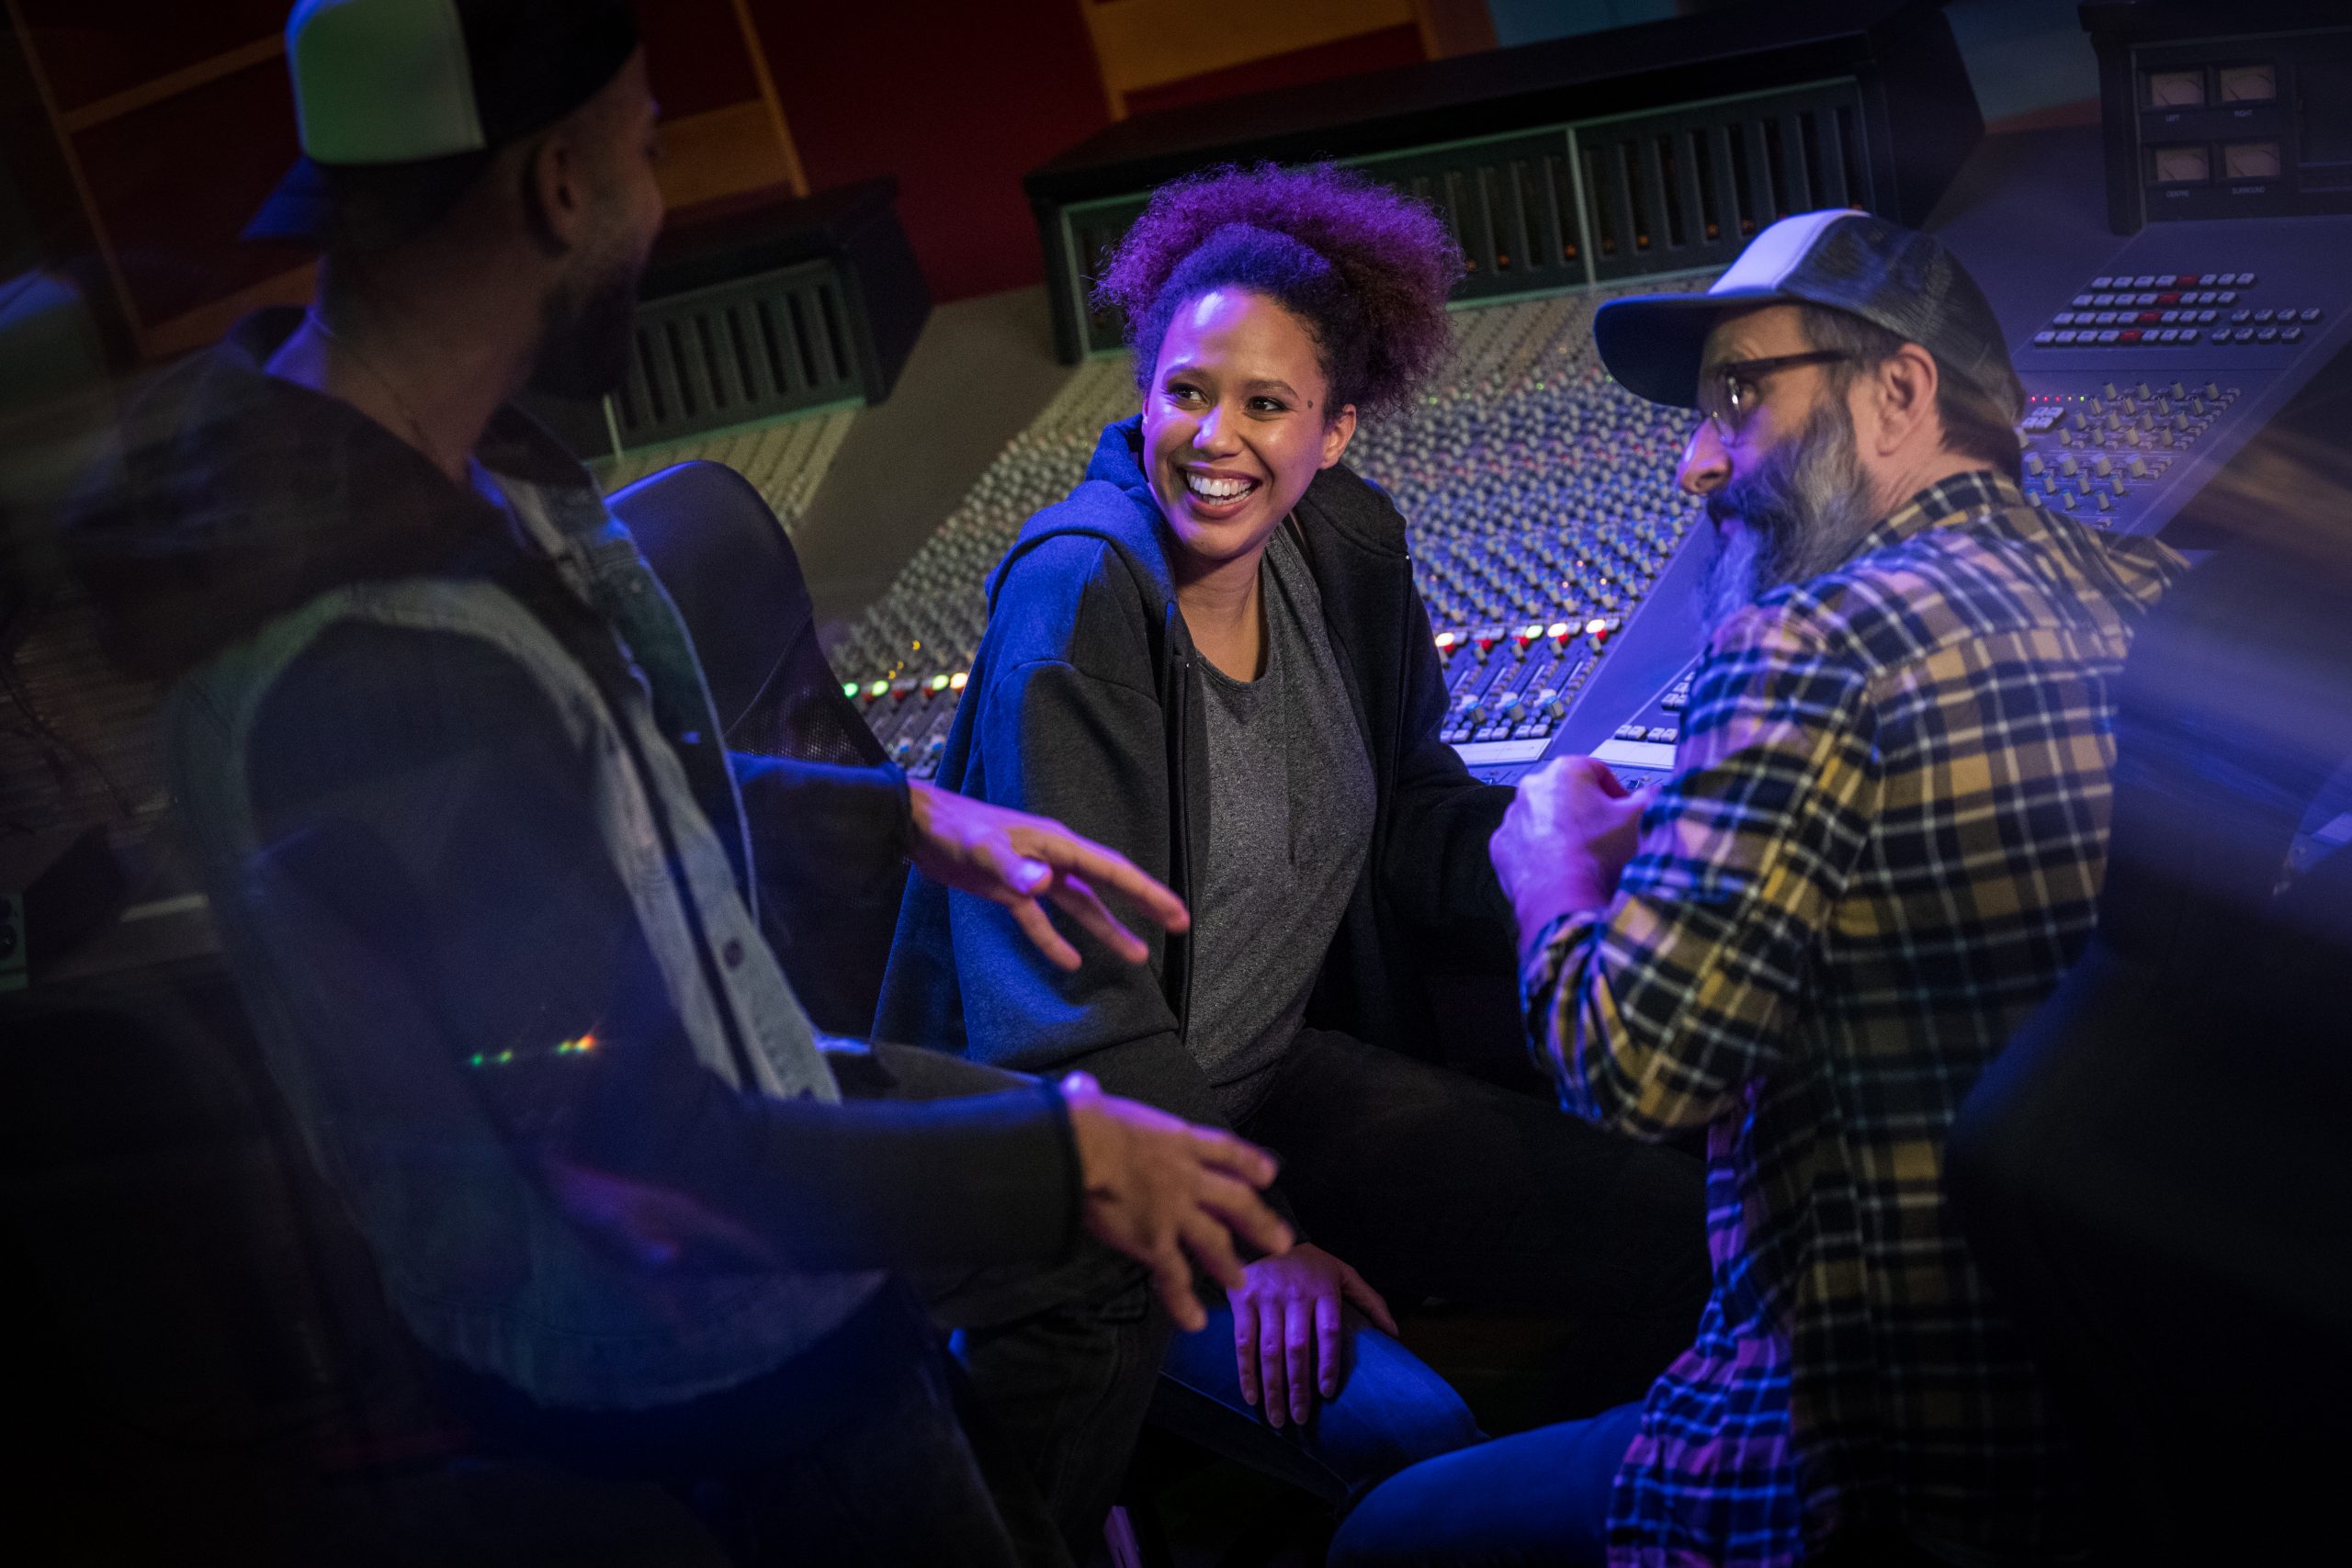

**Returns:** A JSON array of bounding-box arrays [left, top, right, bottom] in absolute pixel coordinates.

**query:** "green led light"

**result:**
[[842, 682, 858, 699]]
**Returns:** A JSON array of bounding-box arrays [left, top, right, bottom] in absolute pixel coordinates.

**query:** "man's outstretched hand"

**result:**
[[1060, 1071, 1293, 1333], [905, 779, 1189, 971]]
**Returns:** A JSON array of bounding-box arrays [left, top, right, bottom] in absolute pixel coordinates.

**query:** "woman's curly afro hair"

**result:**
[[1091, 163, 1464, 423]]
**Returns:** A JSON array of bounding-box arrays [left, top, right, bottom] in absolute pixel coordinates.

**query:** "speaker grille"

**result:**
[[612, 259, 863, 448]]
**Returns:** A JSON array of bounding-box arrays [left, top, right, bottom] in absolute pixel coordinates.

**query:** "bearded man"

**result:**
[[1333, 210, 2181, 1567], [62, 4, 1295, 1564]]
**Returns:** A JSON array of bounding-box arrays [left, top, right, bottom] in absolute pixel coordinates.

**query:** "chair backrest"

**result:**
[[608, 459, 884, 768], [608, 460, 904, 1035]]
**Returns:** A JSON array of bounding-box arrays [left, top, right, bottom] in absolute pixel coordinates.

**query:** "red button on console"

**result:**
[[2119, 329, 2144, 344]]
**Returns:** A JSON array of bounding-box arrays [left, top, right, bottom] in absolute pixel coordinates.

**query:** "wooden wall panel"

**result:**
[[1123, 23, 1429, 119], [69, 56, 309, 334], [6, 0, 811, 360], [1083, 0, 1422, 118], [16, 0, 281, 112]]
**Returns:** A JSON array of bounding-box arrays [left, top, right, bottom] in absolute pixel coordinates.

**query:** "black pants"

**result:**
[[442, 1043, 1166, 1567], [1240, 1028, 1710, 1424], [441, 1280, 1081, 1566]]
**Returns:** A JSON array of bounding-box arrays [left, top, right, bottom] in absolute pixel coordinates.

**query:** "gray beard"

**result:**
[[1698, 399, 1881, 631]]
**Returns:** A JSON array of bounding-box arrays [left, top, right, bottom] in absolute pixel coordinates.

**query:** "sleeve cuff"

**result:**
[[1518, 908, 1594, 1079]]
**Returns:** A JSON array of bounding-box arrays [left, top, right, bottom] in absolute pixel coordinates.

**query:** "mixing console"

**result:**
[[834, 281, 1714, 780], [835, 186, 2352, 792], [2005, 226, 2352, 539]]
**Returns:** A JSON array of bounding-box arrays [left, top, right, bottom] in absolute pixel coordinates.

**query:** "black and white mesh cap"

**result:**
[[1592, 209, 2025, 423], [245, 0, 639, 245]]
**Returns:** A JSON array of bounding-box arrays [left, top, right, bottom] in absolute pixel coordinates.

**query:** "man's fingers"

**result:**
[[1020, 832, 1190, 935], [1340, 1265, 1400, 1337], [1185, 1126, 1281, 1189], [1578, 754, 1634, 798], [1178, 1208, 1248, 1296], [1235, 1300, 1261, 1407], [1191, 1172, 1294, 1260], [971, 828, 1053, 896], [1148, 1244, 1206, 1334], [1003, 895, 1082, 971], [1259, 1300, 1288, 1427], [1315, 1292, 1345, 1397], [1284, 1298, 1316, 1424], [1046, 874, 1148, 964]]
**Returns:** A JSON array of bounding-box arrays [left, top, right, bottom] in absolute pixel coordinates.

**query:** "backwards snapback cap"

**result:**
[[1592, 209, 2024, 423], [246, 0, 639, 246]]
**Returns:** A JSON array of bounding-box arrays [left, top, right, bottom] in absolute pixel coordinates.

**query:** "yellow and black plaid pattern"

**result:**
[[1523, 471, 2181, 1566]]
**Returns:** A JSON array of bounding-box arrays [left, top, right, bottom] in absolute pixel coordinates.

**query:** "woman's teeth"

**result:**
[[1185, 473, 1257, 502]]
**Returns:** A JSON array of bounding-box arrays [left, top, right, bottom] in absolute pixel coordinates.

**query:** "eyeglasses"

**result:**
[[1694, 350, 1853, 446]]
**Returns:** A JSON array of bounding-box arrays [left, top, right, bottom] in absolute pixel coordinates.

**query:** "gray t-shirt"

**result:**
[[1187, 525, 1376, 1122]]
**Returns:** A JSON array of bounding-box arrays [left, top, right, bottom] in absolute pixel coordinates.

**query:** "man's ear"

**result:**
[[517, 132, 585, 256], [1320, 404, 1359, 469], [1862, 343, 1941, 458]]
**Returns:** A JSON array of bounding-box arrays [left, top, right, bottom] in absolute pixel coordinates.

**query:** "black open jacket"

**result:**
[[877, 416, 1517, 1150]]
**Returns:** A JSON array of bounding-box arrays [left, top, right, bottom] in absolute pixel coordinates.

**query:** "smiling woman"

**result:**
[[877, 163, 1711, 1509]]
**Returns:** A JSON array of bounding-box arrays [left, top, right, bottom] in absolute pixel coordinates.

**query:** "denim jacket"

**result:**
[[68, 312, 1079, 1410]]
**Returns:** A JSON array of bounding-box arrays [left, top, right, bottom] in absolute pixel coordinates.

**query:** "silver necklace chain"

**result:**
[[304, 308, 437, 457]]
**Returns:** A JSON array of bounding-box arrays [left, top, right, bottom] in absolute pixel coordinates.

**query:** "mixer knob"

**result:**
[[2133, 382, 2152, 400], [2101, 381, 2119, 399], [2093, 457, 2113, 477], [2167, 381, 2187, 400], [2127, 457, 2150, 479], [2204, 381, 2222, 399], [2058, 456, 2079, 477], [2024, 453, 2045, 476]]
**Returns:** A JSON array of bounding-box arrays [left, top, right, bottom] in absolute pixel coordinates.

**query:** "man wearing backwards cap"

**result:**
[[1335, 212, 2182, 1566], [64, 3, 1291, 1562]]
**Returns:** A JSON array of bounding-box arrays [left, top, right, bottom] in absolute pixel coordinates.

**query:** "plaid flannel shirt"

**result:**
[[1523, 471, 2182, 1566]]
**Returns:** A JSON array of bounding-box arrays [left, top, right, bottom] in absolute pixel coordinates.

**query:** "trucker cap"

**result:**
[[1591, 209, 2024, 423], [245, 0, 640, 246]]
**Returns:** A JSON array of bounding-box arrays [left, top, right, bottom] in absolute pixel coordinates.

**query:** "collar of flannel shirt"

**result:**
[[1846, 468, 2023, 565]]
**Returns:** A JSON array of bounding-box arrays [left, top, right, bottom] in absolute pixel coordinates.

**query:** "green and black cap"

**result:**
[[246, 0, 640, 249]]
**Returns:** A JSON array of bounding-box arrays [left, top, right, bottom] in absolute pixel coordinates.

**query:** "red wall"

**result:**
[[752, 0, 1112, 303]]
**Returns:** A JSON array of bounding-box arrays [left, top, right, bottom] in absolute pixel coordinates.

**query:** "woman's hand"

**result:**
[[1231, 1242, 1398, 1427], [905, 778, 1190, 970]]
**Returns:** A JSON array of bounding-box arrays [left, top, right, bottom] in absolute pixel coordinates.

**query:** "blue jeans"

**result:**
[[1154, 1302, 1486, 1506], [1327, 1401, 1645, 1568], [1138, 1027, 1706, 1510]]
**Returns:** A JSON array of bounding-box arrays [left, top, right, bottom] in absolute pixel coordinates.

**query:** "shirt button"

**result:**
[[722, 939, 745, 968]]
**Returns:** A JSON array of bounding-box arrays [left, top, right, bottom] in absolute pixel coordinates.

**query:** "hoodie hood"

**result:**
[[63, 308, 589, 682], [983, 414, 1182, 620]]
